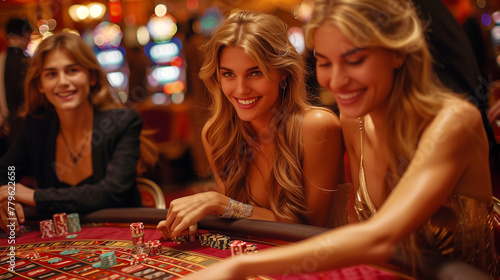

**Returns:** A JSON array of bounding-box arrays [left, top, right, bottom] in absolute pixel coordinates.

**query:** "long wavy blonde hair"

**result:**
[[199, 11, 322, 223], [306, 0, 455, 186]]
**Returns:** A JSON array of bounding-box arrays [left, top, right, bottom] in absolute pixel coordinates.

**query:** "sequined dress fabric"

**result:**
[[354, 118, 498, 278]]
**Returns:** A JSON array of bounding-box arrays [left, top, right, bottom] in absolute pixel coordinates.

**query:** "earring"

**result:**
[[280, 79, 287, 90], [280, 79, 287, 102]]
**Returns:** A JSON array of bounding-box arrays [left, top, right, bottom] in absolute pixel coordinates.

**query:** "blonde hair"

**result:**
[[306, 0, 454, 185], [22, 32, 119, 116], [199, 11, 320, 223]]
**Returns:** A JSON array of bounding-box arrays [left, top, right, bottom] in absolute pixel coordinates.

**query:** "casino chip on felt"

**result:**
[[172, 234, 189, 244], [97, 251, 117, 269], [48, 257, 62, 264], [198, 233, 231, 250], [146, 240, 162, 256], [61, 249, 80, 255], [40, 219, 55, 238], [129, 253, 148, 265], [246, 243, 258, 254], [131, 243, 149, 255], [67, 213, 81, 233], [25, 249, 42, 259], [230, 240, 247, 256]]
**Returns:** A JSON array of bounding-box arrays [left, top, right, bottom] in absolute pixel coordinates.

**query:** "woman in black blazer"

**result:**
[[0, 32, 143, 232]]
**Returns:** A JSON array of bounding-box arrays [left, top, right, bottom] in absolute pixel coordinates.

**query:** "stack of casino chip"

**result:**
[[198, 233, 231, 250], [146, 240, 161, 256], [99, 251, 117, 268], [230, 240, 247, 256], [246, 243, 258, 254], [130, 222, 145, 246], [67, 213, 81, 233], [198, 233, 212, 246], [53, 213, 69, 236], [40, 219, 55, 238], [172, 234, 189, 244], [132, 253, 148, 265], [26, 249, 41, 259], [211, 234, 231, 250]]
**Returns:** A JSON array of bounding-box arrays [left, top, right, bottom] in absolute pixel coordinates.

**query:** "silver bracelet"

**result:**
[[219, 198, 253, 219]]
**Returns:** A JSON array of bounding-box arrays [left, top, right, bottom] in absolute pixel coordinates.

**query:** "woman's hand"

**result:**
[[0, 183, 35, 205], [157, 191, 229, 240], [183, 257, 243, 280]]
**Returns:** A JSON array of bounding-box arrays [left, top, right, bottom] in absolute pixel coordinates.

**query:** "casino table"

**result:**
[[0, 208, 490, 280]]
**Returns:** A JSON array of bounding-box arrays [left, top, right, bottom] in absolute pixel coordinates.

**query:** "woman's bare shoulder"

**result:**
[[302, 108, 340, 132], [433, 97, 483, 135]]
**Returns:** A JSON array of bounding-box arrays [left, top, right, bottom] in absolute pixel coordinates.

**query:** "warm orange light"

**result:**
[[109, 0, 122, 23], [187, 0, 198, 10], [170, 56, 182, 67], [163, 81, 185, 94]]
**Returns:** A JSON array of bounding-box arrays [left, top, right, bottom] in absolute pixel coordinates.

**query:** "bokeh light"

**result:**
[[199, 7, 222, 35], [137, 26, 150, 46], [89, 3, 106, 19], [163, 81, 185, 94], [96, 48, 125, 70], [294, 0, 313, 22], [187, 0, 199, 10], [151, 92, 170, 105], [171, 92, 184, 104], [155, 4, 167, 17], [482, 13, 492, 27], [288, 27, 305, 54], [147, 15, 177, 42], [93, 21, 123, 49], [493, 11, 500, 25]]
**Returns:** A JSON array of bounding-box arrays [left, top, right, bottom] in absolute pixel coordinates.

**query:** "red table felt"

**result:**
[[0, 225, 406, 280]]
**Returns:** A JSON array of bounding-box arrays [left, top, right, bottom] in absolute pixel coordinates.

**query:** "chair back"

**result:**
[[137, 177, 166, 209]]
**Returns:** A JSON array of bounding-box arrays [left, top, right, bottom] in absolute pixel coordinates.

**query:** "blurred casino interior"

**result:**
[[0, 0, 500, 202]]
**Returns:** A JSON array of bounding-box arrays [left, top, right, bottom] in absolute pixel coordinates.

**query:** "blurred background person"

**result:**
[[0, 17, 32, 156]]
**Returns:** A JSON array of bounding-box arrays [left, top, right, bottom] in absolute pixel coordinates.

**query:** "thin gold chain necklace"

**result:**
[[60, 132, 90, 165]]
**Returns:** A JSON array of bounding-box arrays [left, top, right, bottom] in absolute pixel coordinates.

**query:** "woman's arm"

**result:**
[[186, 100, 488, 279], [302, 108, 344, 227], [33, 109, 143, 214], [201, 121, 285, 222], [157, 122, 282, 238]]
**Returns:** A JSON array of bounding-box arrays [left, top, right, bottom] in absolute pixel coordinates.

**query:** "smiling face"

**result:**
[[219, 47, 283, 128], [39, 48, 95, 113], [313, 24, 403, 119]]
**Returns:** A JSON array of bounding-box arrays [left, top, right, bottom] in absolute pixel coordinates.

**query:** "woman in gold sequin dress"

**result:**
[[184, 0, 498, 279]]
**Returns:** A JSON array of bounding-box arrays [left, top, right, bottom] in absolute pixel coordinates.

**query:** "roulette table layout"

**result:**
[[0, 208, 488, 280]]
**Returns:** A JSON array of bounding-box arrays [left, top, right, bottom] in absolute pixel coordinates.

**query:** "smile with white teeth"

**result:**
[[237, 97, 259, 105], [336, 90, 363, 100]]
